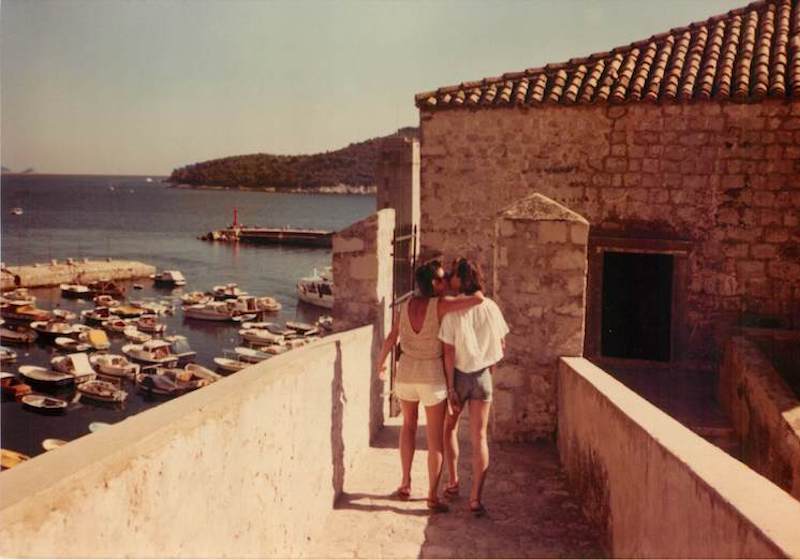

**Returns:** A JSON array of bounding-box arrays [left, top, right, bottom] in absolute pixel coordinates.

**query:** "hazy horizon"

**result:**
[[2, 0, 744, 175]]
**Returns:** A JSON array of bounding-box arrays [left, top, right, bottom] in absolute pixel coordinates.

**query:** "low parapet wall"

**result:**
[[558, 357, 800, 558], [720, 336, 800, 499], [0, 326, 380, 557], [1, 259, 155, 290]]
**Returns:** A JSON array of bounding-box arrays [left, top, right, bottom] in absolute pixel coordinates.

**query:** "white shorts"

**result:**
[[395, 381, 447, 407]]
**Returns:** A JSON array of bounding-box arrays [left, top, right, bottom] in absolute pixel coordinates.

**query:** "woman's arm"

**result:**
[[437, 291, 484, 321], [375, 314, 401, 379]]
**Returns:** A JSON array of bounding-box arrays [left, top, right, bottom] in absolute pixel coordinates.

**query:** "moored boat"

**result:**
[[136, 314, 166, 334], [1, 449, 30, 470], [180, 291, 213, 306], [87, 279, 126, 298], [212, 283, 247, 300], [30, 320, 79, 342], [110, 304, 146, 318], [54, 336, 91, 353], [296, 267, 334, 309], [153, 270, 186, 287], [101, 318, 130, 335], [122, 325, 151, 344], [163, 335, 196, 366], [286, 321, 318, 335], [42, 438, 68, 451], [89, 353, 140, 378], [234, 346, 271, 363], [52, 309, 77, 322], [92, 295, 121, 308], [1, 372, 32, 400], [1, 288, 35, 306], [184, 363, 223, 383], [50, 352, 96, 383], [122, 340, 179, 367], [0, 323, 38, 344], [60, 283, 92, 299], [78, 328, 111, 351], [0, 346, 18, 364], [0, 301, 52, 323], [239, 328, 284, 346], [77, 379, 128, 403], [19, 365, 75, 388], [213, 356, 248, 374], [183, 300, 256, 322], [21, 394, 69, 414], [81, 306, 118, 325]]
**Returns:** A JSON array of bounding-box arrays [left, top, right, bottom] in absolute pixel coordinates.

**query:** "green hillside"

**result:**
[[168, 127, 417, 190]]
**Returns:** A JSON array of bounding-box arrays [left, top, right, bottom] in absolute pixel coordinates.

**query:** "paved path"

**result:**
[[311, 413, 605, 558]]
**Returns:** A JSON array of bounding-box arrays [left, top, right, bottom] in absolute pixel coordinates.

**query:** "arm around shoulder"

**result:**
[[437, 290, 484, 319]]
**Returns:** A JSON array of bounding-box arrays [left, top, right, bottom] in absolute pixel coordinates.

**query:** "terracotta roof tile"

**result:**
[[416, 0, 800, 109]]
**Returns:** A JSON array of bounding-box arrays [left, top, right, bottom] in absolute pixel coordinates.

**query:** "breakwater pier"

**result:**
[[200, 227, 332, 248], [1, 259, 155, 290]]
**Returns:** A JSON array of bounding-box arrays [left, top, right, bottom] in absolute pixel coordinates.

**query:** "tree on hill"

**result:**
[[168, 128, 418, 189]]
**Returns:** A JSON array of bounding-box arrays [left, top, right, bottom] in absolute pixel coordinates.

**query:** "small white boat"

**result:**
[[52, 309, 77, 322], [239, 328, 285, 346], [10, 207, 23, 216], [1, 288, 35, 306], [89, 353, 140, 378], [77, 380, 127, 403], [30, 320, 78, 341], [101, 318, 130, 334], [212, 283, 247, 300], [234, 346, 271, 364], [136, 314, 166, 334], [54, 336, 91, 353], [122, 340, 179, 367], [181, 291, 213, 306], [21, 394, 68, 413], [89, 421, 111, 433], [60, 284, 92, 299], [146, 177, 153, 183], [235, 295, 282, 313], [213, 356, 248, 373], [42, 438, 68, 451], [185, 363, 223, 383], [110, 304, 146, 318], [81, 306, 117, 325], [50, 352, 96, 383], [122, 325, 151, 343], [92, 295, 120, 308], [78, 328, 111, 351], [153, 270, 186, 287], [240, 321, 276, 330], [1, 449, 30, 470], [296, 267, 334, 309], [184, 300, 256, 322], [0, 346, 18, 363]]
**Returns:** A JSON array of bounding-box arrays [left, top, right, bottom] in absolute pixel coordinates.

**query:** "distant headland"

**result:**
[[166, 127, 418, 195]]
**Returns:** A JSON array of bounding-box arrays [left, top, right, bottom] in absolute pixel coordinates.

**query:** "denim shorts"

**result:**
[[454, 367, 493, 403]]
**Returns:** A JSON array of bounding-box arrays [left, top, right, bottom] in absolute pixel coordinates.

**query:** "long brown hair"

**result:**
[[452, 258, 483, 295]]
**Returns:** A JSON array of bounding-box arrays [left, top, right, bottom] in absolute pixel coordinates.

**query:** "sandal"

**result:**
[[469, 499, 487, 517], [443, 482, 460, 498], [427, 498, 450, 513], [394, 486, 411, 500]]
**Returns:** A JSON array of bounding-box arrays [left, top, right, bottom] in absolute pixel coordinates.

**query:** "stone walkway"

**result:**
[[310, 413, 605, 559]]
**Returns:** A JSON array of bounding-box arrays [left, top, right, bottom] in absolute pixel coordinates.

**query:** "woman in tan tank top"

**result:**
[[376, 259, 483, 512]]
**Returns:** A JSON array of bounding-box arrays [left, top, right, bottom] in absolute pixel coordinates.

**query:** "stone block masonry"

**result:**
[[492, 193, 589, 440], [419, 99, 800, 365], [1, 259, 155, 290]]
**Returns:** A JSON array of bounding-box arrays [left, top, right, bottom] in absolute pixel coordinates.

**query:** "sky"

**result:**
[[1, 0, 745, 176]]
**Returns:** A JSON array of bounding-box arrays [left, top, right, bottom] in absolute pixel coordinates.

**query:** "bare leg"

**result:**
[[423, 400, 447, 501], [443, 403, 463, 489], [468, 399, 491, 505], [398, 399, 419, 492]]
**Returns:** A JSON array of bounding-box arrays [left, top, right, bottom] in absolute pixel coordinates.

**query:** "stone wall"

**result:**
[[419, 100, 800, 363], [492, 193, 588, 440], [1, 259, 155, 290], [332, 209, 394, 437], [558, 357, 800, 558], [719, 335, 800, 499], [0, 327, 377, 558]]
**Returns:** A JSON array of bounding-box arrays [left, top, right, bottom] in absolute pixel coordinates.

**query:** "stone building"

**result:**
[[413, 0, 800, 372]]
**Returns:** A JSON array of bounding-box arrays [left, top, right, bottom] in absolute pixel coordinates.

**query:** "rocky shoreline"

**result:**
[[167, 183, 376, 195]]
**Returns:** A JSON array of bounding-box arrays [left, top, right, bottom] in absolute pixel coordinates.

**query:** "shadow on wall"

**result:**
[[331, 341, 346, 501]]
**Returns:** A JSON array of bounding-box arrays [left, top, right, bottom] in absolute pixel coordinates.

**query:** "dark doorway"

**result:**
[[601, 252, 673, 361]]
